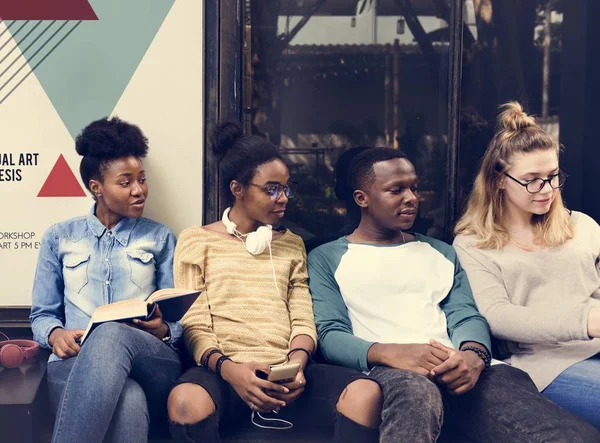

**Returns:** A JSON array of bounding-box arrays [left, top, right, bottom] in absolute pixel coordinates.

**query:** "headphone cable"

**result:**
[[251, 410, 293, 430]]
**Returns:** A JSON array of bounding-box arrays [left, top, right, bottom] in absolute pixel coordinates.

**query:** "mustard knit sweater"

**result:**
[[175, 227, 317, 366]]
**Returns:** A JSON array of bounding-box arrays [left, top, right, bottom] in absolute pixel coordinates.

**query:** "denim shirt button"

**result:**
[[105, 280, 109, 285], [104, 258, 109, 262]]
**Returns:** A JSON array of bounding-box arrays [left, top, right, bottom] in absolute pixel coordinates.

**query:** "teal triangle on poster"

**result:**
[[11, 0, 174, 139]]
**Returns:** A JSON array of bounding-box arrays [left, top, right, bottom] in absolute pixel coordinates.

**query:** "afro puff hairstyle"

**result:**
[[75, 117, 149, 195]]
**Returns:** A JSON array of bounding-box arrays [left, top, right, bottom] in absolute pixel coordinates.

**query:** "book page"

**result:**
[[90, 299, 148, 323], [80, 299, 149, 344], [147, 288, 196, 303]]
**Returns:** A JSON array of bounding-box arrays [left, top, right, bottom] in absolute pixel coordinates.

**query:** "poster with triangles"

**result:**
[[0, 0, 204, 306]]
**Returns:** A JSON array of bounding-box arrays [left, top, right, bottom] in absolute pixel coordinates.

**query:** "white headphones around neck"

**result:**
[[222, 207, 272, 255]]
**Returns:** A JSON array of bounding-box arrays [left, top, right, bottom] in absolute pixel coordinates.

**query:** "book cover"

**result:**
[[79, 288, 200, 344]]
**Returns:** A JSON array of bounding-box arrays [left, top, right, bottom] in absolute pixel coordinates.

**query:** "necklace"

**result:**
[[352, 229, 406, 244], [508, 236, 535, 252]]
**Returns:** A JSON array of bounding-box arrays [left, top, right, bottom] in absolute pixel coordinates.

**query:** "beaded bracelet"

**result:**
[[461, 345, 491, 368], [215, 355, 232, 377], [202, 349, 222, 368]]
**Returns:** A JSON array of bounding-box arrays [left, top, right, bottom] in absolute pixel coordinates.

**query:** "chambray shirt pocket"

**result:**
[[63, 253, 90, 294], [126, 249, 156, 292], [31, 210, 181, 362]]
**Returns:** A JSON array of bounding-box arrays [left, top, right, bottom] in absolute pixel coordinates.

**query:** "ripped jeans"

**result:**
[[369, 364, 600, 443]]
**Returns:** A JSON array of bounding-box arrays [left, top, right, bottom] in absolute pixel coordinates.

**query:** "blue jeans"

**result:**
[[47, 322, 182, 443], [543, 353, 600, 430]]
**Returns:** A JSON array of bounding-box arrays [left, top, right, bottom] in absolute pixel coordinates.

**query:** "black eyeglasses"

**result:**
[[248, 181, 298, 201], [503, 170, 568, 194]]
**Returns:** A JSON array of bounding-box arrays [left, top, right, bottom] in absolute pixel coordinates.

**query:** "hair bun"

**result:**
[[213, 122, 243, 158], [75, 116, 148, 158], [74, 138, 91, 157], [497, 102, 536, 132], [75, 117, 114, 157]]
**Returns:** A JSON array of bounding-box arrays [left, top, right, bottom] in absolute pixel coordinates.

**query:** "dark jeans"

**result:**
[[170, 363, 376, 443], [370, 364, 600, 443], [47, 322, 182, 443]]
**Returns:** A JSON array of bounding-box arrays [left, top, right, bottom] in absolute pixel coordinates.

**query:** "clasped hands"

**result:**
[[385, 339, 485, 395]]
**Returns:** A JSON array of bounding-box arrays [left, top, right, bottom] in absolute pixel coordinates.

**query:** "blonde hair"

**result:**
[[455, 102, 573, 249]]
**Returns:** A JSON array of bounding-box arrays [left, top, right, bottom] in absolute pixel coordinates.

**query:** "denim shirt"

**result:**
[[30, 206, 182, 362]]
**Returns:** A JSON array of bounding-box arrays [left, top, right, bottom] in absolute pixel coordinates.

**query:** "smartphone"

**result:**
[[256, 362, 301, 384]]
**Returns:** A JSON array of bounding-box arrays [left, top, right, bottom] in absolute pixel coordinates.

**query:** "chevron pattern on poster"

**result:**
[[0, 20, 83, 108]]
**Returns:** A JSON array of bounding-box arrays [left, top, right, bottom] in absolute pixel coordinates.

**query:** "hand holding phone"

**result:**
[[256, 362, 301, 384], [258, 362, 306, 407], [223, 362, 288, 413]]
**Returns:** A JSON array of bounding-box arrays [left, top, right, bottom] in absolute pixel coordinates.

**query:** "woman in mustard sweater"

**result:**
[[167, 122, 383, 442]]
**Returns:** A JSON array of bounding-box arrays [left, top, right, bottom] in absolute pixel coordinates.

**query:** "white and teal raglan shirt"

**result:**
[[307, 234, 492, 372]]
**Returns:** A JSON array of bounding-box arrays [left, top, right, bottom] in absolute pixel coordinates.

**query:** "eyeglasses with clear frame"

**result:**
[[503, 169, 568, 194], [248, 181, 298, 201]]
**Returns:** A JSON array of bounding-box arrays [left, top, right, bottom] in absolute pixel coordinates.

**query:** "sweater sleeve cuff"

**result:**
[[570, 302, 595, 341], [192, 342, 221, 366], [290, 327, 318, 349]]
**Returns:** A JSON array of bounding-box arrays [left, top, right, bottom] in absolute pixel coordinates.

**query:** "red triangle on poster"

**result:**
[[38, 154, 87, 197]]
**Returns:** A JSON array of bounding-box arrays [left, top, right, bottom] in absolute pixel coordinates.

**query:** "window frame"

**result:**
[[203, 0, 244, 224]]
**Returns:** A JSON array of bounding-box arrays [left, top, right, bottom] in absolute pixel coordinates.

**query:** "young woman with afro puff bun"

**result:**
[[30, 117, 182, 443], [166, 122, 383, 443]]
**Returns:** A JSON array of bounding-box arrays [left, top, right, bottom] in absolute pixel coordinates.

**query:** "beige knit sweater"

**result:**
[[454, 211, 600, 390], [175, 227, 317, 366]]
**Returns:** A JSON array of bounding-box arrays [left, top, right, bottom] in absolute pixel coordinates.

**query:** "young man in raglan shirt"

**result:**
[[307, 147, 599, 443]]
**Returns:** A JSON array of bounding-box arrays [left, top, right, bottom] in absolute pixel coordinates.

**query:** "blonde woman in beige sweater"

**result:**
[[166, 122, 382, 443], [454, 102, 600, 429]]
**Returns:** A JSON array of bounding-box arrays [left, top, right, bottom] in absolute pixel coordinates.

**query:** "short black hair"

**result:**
[[348, 147, 408, 192], [334, 146, 370, 202], [75, 117, 149, 194], [213, 122, 283, 204]]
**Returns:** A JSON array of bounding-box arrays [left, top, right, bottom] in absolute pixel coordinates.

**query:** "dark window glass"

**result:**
[[245, 0, 454, 244], [458, 0, 600, 223]]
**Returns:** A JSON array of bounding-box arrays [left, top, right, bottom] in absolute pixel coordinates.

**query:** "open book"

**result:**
[[79, 288, 201, 345]]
